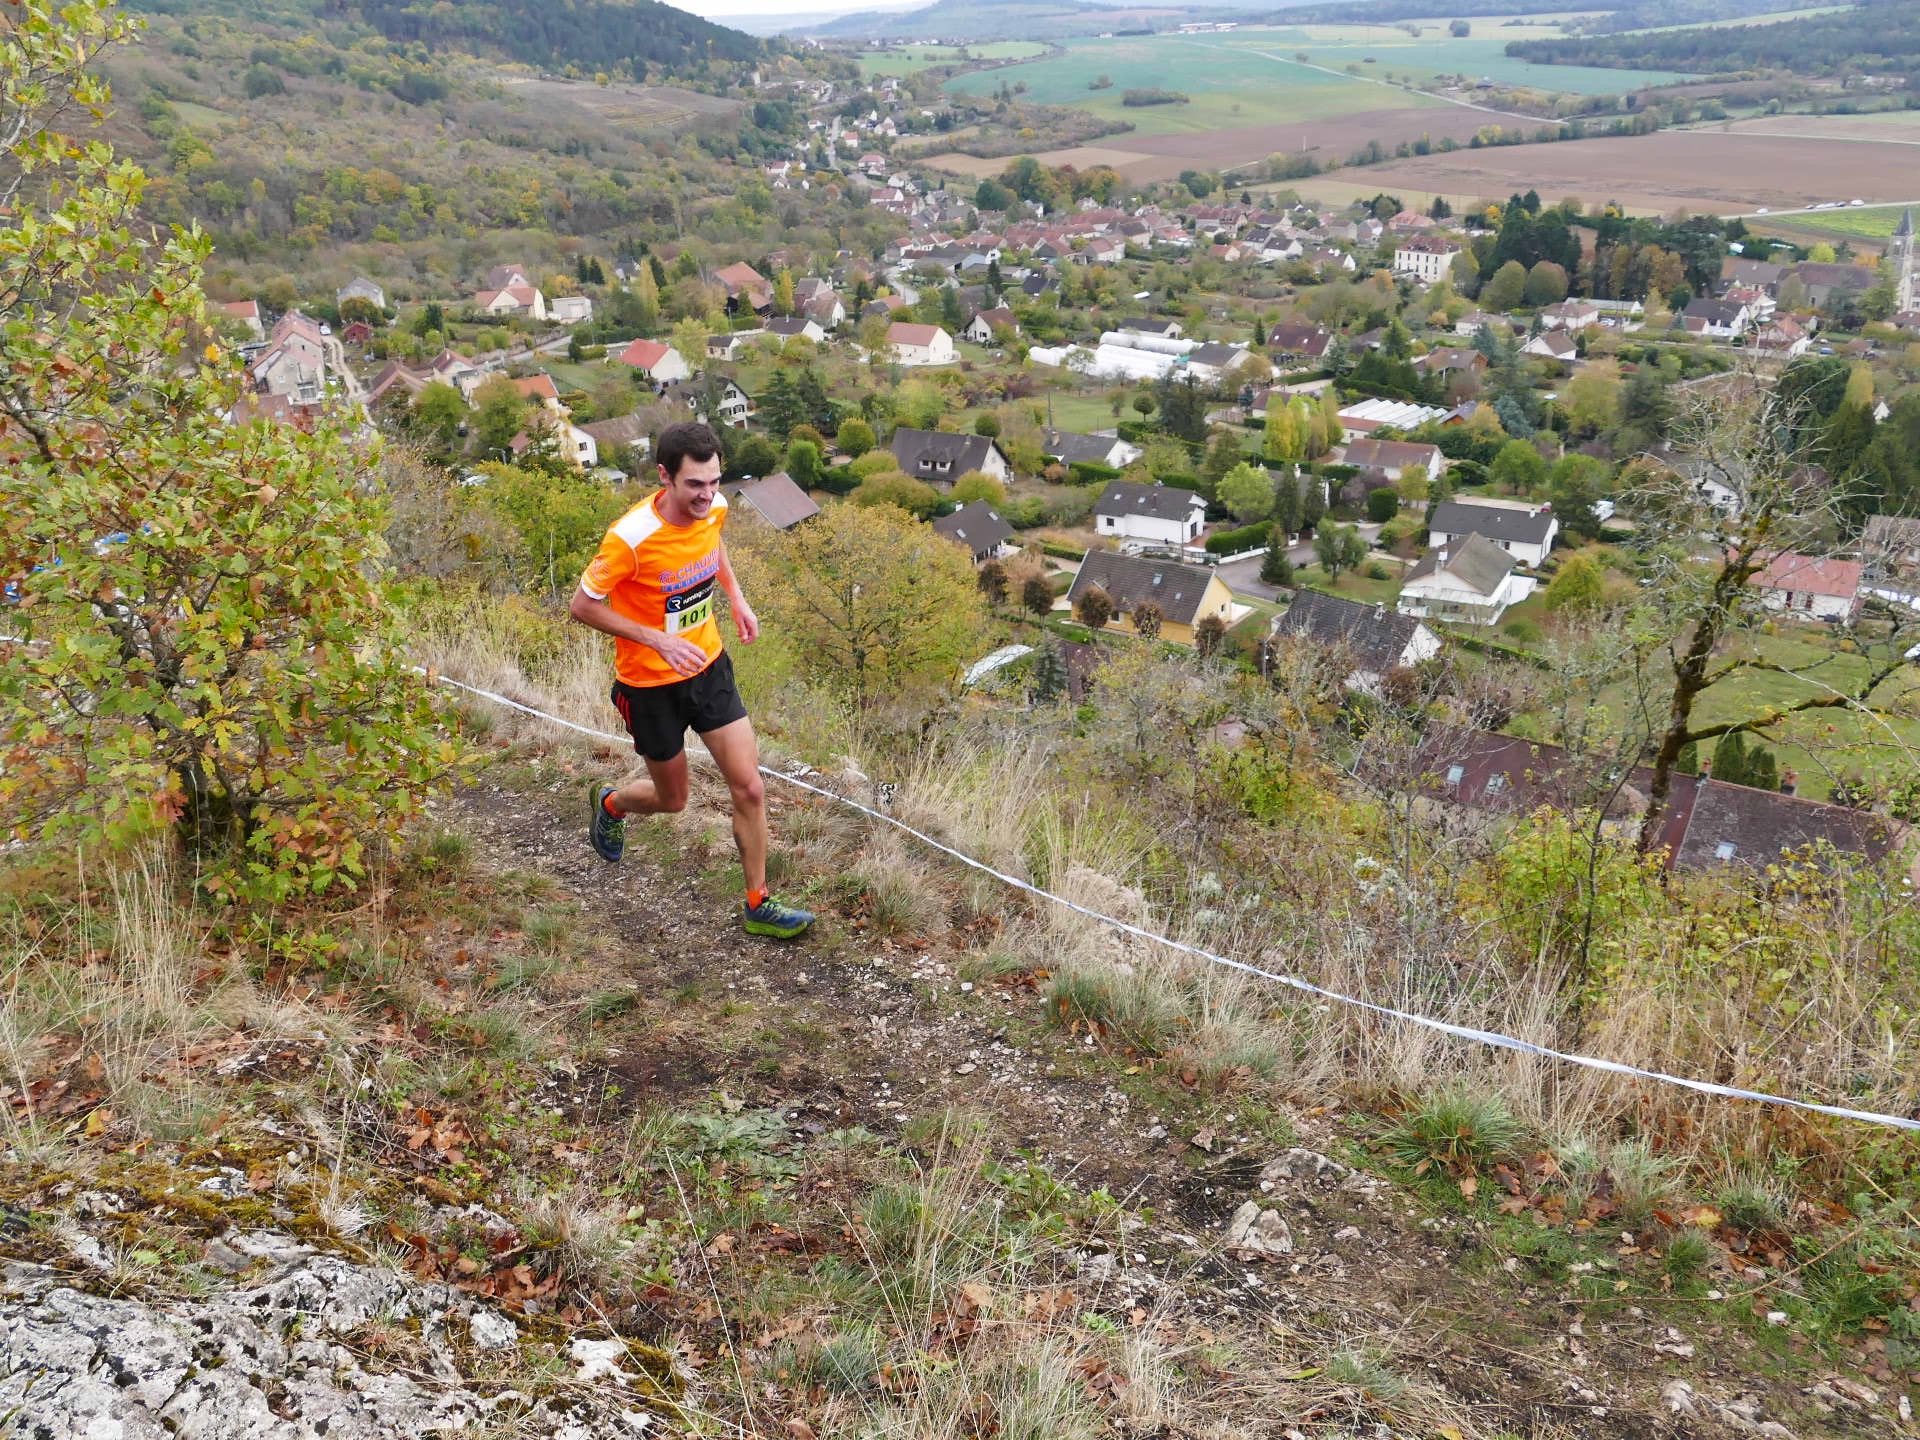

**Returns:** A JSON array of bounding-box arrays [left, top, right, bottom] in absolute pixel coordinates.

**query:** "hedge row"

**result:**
[[1068, 460, 1122, 486], [1204, 520, 1274, 555], [1040, 540, 1087, 560]]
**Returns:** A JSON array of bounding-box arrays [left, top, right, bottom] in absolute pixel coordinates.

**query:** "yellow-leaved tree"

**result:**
[[742, 504, 988, 708], [0, 0, 459, 899]]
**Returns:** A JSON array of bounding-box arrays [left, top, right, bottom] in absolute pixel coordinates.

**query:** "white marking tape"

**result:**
[[7, 636, 1907, 1128], [120, 663, 1920, 1134]]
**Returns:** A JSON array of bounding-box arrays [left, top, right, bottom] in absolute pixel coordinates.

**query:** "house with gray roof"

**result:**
[[933, 501, 1016, 562], [888, 427, 1012, 489], [1092, 480, 1206, 548], [727, 472, 820, 530], [1397, 532, 1533, 625], [1270, 591, 1441, 693], [1043, 428, 1142, 470], [1671, 779, 1906, 878], [1067, 551, 1235, 645], [1426, 499, 1558, 567]]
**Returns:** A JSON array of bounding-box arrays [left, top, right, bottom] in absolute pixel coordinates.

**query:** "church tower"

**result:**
[[1893, 208, 1916, 315]]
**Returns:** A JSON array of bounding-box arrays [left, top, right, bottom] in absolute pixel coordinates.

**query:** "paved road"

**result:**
[[1215, 521, 1389, 603]]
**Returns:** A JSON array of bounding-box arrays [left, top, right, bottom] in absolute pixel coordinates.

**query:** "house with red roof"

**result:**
[[218, 298, 263, 339], [611, 339, 690, 385], [1751, 552, 1863, 622]]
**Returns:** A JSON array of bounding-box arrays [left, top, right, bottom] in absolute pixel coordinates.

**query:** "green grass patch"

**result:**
[[943, 33, 1443, 136], [860, 41, 1046, 76], [1580, 624, 1920, 800], [1291, 565, 1403, 606], [1751, 202, 1917, 246], [944, 24, 1695, 133]]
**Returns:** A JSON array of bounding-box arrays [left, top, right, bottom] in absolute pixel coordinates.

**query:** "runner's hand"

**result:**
[[733, 600, 759, 644], [651, 635, 709, 676]]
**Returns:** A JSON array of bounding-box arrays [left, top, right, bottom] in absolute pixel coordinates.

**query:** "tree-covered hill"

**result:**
[[124, 0, 764, 75], [808, 0, 1130, 42], [1506, 0, 1920, 76]]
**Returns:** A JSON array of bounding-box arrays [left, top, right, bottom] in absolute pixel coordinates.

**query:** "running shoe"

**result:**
[[743, 895, 814, 939], [589, 783, 625, 863]]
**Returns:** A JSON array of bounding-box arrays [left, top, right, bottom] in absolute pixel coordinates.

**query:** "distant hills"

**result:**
[[126, 0, 763, 73], [806, 0, 1118, 40]]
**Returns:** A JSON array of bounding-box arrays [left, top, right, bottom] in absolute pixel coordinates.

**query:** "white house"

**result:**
[[218, 298, 264, 339], [1391, 235, 1462, 284], [1426, 499, 1558, 569], [703, 378, 755, 429], [1751, 552, 1863, 622], [612, 338, 690, 384], [561, 420, 598, 469], [1044, 428, 1142, 471], [1397, 533, 1535, 625], [1682, 298, 1753, 339], [1092, 480, 1206, 548], [888, 428, 1013, 488], [1339, 436, 1444, 485], [886, 322, 956, 366], [1520, 331, 1576, 365], [765, 316, 826, 344], [549, 295, 594, 325], [963, 306, 1017, 344], [336, 276, 386, 311], [1537, 300, 1599, 331], [1269, 590, 1443, 694], [474, 264, 547, 320]]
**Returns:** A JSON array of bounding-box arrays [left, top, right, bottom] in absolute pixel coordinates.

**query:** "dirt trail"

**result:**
[[440, 764, 1881, 1440]]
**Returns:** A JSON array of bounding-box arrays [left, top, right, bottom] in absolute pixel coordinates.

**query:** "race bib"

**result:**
[[664, 579, 714, 636]]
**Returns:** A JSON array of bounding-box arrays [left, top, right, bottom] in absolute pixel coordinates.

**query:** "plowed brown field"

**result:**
[[1293, 132, 1920, 214]]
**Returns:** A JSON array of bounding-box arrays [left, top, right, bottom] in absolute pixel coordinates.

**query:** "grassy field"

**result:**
[[1616, 3, 1854, 32], [944, 35, 1442, 136], [859, 41, 1047, 76], [1749, 201, 1917, 247], [1584, 627, 1920, 801], [945, 23, 1696, 130], [1038, 391, 1130, 433], [1229, 23, 1697, 94]]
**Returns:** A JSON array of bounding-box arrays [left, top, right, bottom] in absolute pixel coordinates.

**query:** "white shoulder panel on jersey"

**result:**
[[611, 498, 667, 550]]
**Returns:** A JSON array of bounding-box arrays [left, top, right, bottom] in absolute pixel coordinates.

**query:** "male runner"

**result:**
[[569, 421, 814, 939]]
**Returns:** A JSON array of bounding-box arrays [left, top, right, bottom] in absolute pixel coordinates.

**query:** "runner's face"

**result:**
[[662, 454, 723, 521]]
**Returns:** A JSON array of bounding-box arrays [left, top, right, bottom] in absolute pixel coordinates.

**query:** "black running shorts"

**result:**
[[610, 652, 748, 762]]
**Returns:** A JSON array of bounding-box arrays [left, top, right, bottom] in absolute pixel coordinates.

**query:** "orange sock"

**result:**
[[603, 792, 622, 818], [747, 887, 768, 911]]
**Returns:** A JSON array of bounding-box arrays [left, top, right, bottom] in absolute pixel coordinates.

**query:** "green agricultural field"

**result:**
[[1751, 202, 1917, 246], [944, 35, 1441, 136], [944, 24, 1694, 136], [1221, 22, 1696, 94], [1616, 3, 1854, 33], [861, 41, 1047, 76]]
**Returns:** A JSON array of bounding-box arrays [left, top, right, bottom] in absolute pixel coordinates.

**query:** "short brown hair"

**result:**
[[657, 421, 722, 481]]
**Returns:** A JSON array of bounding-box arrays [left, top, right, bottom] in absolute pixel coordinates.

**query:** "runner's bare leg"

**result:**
[[609, 751, 689, 815], [698, 717, 767, 896]]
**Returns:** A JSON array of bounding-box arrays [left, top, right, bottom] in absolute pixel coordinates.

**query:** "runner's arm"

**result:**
[[568, 589, 708, 674], [717, 540, 759, 643]]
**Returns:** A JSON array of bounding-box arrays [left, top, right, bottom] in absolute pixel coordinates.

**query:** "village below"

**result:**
[[4, 0, 1920, 1436]]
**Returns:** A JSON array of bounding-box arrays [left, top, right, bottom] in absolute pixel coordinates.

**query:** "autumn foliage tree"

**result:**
[[0, 0, 457, 898], [747, 504, 988, 706]]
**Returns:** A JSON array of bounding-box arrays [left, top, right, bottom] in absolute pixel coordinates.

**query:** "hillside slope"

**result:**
[[6, 719, 1892, 1438], [125, 0, 765, 74]]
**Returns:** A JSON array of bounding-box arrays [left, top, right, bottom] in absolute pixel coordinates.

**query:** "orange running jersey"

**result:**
[[579, 490, 729, 688]]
